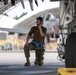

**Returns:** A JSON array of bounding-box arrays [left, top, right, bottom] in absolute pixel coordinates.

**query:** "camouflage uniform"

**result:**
[[23, 26, 47, 65]]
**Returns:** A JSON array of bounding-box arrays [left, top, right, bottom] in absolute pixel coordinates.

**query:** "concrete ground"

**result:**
[[0, 50, 65, 75]]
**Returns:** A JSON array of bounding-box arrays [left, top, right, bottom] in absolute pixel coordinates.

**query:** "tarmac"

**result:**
[[0, 50, 65, 75]]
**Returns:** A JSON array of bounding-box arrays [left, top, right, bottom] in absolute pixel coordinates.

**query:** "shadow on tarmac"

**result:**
[[0, 63, 65, 75]]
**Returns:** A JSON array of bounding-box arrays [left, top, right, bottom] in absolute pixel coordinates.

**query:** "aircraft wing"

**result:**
[[0, 27, 29, 35], [0, 27, 63, 35]]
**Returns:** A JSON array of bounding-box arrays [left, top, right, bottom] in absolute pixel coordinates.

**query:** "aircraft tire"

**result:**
[[65, 33, 76, 68]]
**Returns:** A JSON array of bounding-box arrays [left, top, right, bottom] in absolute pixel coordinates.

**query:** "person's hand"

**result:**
[[38, 24, 41, 29]]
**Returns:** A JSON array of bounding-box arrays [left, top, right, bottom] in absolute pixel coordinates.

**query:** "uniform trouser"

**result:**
[[23, 42, 45, 63]]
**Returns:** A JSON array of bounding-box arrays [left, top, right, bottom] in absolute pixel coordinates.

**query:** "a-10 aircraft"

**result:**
[[0, 0, 60, 41], [0, 0, 60, 36], [0, 12, 60, 38], [0, 12, 60, 44]]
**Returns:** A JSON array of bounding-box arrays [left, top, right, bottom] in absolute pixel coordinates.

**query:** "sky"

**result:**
[[0, 0, 59, 28]]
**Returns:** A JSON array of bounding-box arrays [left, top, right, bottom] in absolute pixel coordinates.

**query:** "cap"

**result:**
[[36, 17, 43, 22]]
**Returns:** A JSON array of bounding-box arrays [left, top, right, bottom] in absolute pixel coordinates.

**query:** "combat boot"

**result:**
[[24, 57, 30, 66], [34, 58, 39, 65], [34, 58, 43, 66], [38, 61, 43, 66], [24, 62, 30, 66]]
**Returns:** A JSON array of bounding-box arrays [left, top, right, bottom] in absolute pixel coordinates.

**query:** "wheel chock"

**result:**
[[57, 68, 76, 75]]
